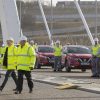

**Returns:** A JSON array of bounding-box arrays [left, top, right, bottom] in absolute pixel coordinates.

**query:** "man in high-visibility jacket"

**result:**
[[30, 40, 38, 68], [15, 36, 36, 94], [53, 40, 62, 72], [0, 37, 18, 91], [91, 38, 100, 77], [0, 40, 3, 78], [30, 40, 37, 51]]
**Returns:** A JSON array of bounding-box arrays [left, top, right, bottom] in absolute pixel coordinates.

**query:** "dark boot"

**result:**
[[0, 86, 3, 91], [13, 88, 17, 91], [14, 90, 21, 94]]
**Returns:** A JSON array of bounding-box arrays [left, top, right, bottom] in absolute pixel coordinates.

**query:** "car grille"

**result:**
[[78, 58, 91, 63]]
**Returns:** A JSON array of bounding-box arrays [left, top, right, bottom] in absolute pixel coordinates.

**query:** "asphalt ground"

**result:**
[[0, 76, 100, 100], [32, 68, 100, 84], [0, 68, 100, 100]]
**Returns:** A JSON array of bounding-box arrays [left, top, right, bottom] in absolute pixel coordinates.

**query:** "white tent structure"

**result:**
[[0, 0, 21, 44]]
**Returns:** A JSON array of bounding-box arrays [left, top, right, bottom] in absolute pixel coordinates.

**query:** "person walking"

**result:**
[[0, 37, 18, 91], [15, 36, 36, 94]]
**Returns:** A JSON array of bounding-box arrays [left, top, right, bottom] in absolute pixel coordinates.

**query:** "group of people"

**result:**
[[53, 38, 100, 77], [0, 35, 100, 94], [0, 36, 36, 94]]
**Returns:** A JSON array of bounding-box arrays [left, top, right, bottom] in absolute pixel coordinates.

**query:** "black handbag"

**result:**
[[3, 47, 8, 68]]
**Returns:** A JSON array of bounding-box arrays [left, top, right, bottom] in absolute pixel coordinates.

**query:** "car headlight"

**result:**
[[69, 56, 78, 61]]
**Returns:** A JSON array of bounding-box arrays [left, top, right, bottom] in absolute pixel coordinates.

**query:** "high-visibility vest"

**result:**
[[0, 46, 6, 67], [17, 43, 36, 71], [0, 47, 3, 65], [7, 44, 17, 70], [92, 45, 100, 56], [33, 45, 37, 50], [54, 45, 62, 56]]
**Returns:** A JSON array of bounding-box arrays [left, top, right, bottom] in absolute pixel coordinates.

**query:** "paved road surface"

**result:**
[[0, 68, 100, 100], [0, 76, 100, 100]]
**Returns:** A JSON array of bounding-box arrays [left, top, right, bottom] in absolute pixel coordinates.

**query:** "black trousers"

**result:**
[[17, 70, 33, 92], [1, 70, 17, 90]]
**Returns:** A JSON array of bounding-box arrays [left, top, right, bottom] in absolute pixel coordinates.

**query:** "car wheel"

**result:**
[[81, 69, 86, 72], [65, 62, 71, 72], [66, 67, 71, 72]]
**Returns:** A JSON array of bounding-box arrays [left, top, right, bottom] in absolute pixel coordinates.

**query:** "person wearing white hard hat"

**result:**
[[15, 36, 36, 94], [53, 40, 62, 72], [55, 40, 60, 44], [91, 37, 100, 77], [0, 37, 18, 92], [94, 38, 99, 42], [30, 40, 37, 51], [30, 40, 38, 69]]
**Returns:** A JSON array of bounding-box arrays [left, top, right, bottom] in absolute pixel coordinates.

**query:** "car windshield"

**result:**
[[38, 46, 54, 53], [67, 47, 91, 54]]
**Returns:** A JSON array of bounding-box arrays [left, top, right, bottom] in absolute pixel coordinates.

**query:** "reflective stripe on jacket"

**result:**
[[7, 44, 17, 70], [17, 43, 36, 71]]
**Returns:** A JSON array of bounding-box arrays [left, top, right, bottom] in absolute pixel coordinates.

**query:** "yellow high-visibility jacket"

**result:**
[[33, 45, 37, 50], [92, 44, 100, 56], [7, 44, 17, 70], [0, 46, 7, 69], [17, 43, 36, 71], [54, 45, 62, 56], [0, 47, 4, 65]]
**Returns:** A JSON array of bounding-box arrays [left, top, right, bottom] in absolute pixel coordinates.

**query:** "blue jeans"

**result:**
[[1, 70, 17, 90], [96, 57, 100, 75], [54, 56, 61, 71], [91, 57, 99, 76]]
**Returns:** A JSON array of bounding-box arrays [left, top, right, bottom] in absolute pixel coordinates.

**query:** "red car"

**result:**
[[61, 45, 92, 72], [36, 45, 54, 69]]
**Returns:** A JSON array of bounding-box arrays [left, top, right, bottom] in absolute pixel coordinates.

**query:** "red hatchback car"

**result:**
[[36, 45, 54, 69], [61, 45, 92, 72]]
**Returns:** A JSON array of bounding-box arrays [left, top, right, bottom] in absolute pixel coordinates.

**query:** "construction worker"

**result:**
[[0, 37, 18, 91], [30, 40, 37, 68], [15, 36, 36, 94], [0, 41, 3, 78], [53, 40, 62, 72], [30, 40, 37, 51], [91, 38, 100, 77]]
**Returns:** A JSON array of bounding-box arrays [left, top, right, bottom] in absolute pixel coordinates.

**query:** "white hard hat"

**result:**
[[30, 40, 34, 43], [7, 37, 14, 42], [94, 38, 99, 41], [56, 40, 60, 44], [20, 36, 27, 41]]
